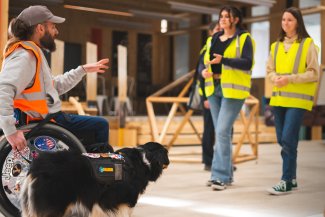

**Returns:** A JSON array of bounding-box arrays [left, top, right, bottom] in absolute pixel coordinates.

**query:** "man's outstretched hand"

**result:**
[[82, 58, 109, 73]]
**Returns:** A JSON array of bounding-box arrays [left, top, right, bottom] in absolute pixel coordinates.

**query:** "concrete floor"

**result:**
[[1, 141, 324, 217], [132, 141, 325, 217]]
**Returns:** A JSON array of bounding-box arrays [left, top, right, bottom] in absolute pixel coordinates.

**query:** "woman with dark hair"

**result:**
[[197, 21, 220, 171], [201, 5, 255, 191], [266, 7, 319, 195]]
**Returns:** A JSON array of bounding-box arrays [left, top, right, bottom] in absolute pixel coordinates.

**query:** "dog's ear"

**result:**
[[140, 142, 169, 181]]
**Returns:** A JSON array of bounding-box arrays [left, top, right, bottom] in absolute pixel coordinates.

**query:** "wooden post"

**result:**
[[0, 0, 9, 67], [86, 42, 98, 107], [51, 39, 64, 76], [117, 45, 128, 146]]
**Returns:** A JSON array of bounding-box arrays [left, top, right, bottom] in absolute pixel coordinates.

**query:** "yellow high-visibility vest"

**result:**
[[270, 37, 317, 111], [202, 36, 215, 97], [221, 33, 255, 99]]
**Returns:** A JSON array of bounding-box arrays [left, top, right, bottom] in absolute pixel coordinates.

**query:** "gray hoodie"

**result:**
[[0, 45, 86, 136]]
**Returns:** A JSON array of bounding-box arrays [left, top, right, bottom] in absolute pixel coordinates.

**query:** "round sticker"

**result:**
[[11, 164, 22, 177], [34, 136, 56, 151]]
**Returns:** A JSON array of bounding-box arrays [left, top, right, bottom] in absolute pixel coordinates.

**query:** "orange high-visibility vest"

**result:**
[[4, 41, 49, 116]]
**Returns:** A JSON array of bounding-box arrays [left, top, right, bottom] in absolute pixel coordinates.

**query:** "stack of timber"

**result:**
[[107, 115, 277, 147]]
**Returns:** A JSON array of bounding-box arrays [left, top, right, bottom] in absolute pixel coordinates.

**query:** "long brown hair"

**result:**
[[278, 7, 310, 42], [4, 18, 36, 53]]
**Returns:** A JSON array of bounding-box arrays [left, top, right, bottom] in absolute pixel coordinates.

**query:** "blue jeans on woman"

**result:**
[[272, 106, 306, 182], [208, 84, 244, 184]]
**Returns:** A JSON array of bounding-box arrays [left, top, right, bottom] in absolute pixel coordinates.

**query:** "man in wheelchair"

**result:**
[[0, 5, 113, 153]]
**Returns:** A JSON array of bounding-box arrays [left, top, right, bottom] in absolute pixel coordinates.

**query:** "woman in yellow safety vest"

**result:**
[[201, 5, 255, 191], [196, 21, 220, 171], [266, 7, 319, 195]]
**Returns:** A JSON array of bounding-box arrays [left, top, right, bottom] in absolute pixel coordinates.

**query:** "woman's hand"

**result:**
[[274, 76, 289, 88], [201, 68, 212, 79], [82, 58, 109, 73], [207, 54, 222, 65], [203, 100, 210, 109]]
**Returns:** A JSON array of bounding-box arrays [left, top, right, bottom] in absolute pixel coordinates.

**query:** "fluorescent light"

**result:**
[[130, 9, 188, 22], [169, 1, 219, 15], [64, 5, 133, 17]]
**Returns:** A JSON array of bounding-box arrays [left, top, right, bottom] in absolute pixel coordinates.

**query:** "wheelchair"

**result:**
[[0, 112, 87, 217]]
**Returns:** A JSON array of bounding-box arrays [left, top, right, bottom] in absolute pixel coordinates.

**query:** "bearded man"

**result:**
[[0, 5, 112, 153]]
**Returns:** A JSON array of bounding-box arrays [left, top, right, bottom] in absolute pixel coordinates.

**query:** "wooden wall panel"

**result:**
[[189, 14, 202, 71], [152, 33, 171, 86]]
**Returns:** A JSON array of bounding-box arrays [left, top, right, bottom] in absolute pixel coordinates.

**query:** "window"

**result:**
[[251, 21, 270, 78], [174, 21, 190, 79], [303, 13, 321, 63], [252, 6, 269, 16], [299, 0, 320, 8]]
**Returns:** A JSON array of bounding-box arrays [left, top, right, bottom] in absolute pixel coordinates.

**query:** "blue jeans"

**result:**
[[273, 106, 306, 181], [54, 112, 109, 146], [208, 85, 244, 184]]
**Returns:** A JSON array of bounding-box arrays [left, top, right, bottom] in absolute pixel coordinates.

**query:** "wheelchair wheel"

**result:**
[[0, 123, 86, 217]]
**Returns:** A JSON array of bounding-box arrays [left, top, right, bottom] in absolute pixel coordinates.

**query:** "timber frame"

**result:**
[[146, 71, 259, 164]]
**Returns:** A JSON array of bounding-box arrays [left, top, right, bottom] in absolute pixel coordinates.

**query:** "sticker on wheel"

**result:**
[[34, 136, 56, 151]]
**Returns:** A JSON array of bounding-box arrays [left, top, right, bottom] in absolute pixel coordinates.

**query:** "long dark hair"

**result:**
[[218, 5, 244, 30], [278, 7, 310, 42], [4, 18, 36, 53]]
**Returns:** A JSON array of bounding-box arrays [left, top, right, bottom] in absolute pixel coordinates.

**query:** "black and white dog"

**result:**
[[20, 142, 169, 217]]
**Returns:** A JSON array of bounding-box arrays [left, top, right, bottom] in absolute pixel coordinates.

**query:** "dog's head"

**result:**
[[137, 142, 169, 181], [117, 142, 169, 183]]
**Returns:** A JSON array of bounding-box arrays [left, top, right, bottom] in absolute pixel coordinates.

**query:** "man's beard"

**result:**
[[40, 30, 56, 52]]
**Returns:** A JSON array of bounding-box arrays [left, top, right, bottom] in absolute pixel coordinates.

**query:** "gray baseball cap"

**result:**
[[17, 5, 65, 26]]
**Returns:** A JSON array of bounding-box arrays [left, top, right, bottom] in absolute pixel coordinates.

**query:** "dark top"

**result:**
[[198, 28, 254, 99]]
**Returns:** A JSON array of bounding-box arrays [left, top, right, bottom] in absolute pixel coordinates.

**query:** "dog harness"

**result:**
[[82, 153, 126, 184]]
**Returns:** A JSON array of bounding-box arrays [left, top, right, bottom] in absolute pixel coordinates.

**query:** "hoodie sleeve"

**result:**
[[52, 66, 86, 95], [0, 48, 36, 136]]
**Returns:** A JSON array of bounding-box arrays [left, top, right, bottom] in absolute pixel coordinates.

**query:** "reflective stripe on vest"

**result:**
[[221, 33, 255, 99], [221, 83, 250, 92], [272, 91, 313, 101], [4, 41, 49, 116], [198, 43, 207, 96], [270, 37, 317, 111]]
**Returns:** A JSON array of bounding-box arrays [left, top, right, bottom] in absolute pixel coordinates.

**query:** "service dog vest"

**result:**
[[82, 153, 126, 184]]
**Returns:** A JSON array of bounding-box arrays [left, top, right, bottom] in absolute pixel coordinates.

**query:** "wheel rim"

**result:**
[[0, 124, 84, 215]]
